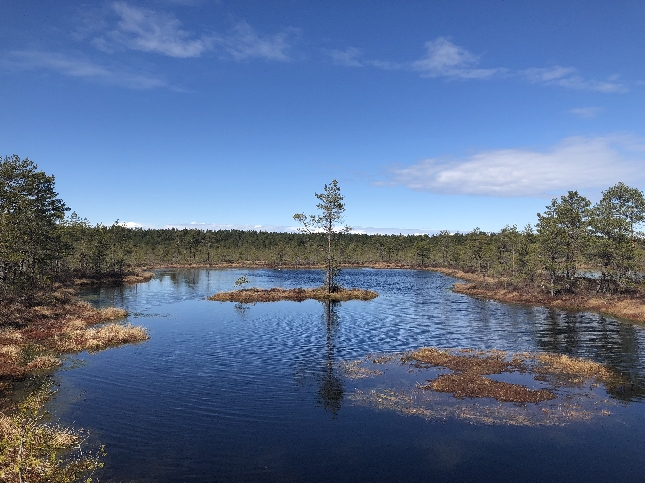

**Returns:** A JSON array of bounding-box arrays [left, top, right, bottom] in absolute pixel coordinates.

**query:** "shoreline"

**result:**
[[428, 267, 645, 324], [0, 294, 149, 401]]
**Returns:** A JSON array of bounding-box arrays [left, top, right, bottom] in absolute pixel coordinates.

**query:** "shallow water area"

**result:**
[[49, 268, 645, 482]]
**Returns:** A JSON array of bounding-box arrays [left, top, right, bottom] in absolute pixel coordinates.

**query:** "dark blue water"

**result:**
[[52, 269, 645, 482]]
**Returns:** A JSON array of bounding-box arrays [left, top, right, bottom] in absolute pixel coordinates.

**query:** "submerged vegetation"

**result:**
[[209, 286, 378, 303], [343, 347, 622, 426]]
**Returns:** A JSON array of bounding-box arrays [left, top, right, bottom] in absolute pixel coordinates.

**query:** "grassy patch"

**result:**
[[208, 286, 378, 303]]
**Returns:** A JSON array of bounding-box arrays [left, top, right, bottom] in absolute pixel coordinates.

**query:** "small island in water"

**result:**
[[209, 286, 378, 303]]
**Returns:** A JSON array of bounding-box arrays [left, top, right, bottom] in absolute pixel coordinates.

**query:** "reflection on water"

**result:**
[[58, 268, 645, 483], [317, 301, 343, 416]]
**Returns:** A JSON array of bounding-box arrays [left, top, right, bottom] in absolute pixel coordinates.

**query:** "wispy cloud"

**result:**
[[327, 38, 506, 78], [327, 47, 364, 67], [521, 66, 627, 93], [4, 50, 168, 89], [412, 37, 506, 79], [389, 135, 645, 197], [94, 1, 212, 57], [325, 47, 405, 70], [92, 3, 298, 61], [213, 20, 300, 62], [328, 38, 628, 92], [570, 107, 603, 119]]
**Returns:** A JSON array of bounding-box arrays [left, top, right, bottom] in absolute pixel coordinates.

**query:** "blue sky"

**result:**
[[2, 1, 644, 234]]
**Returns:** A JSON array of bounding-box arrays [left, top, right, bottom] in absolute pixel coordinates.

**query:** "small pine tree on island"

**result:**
[[293, 180, 351, 294]]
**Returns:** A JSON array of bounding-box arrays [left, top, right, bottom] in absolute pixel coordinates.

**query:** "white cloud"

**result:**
[[521, 66, 627, 93], [122, 221, 144, 228], [391, 135, 645, 197], [412, 37, 506, 79], [570, 107, 603, 118], [5, 51, 168, 89], [213, 21, 299, 62]]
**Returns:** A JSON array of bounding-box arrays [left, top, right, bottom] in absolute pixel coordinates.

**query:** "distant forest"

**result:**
[[2, 155, 645, 303]]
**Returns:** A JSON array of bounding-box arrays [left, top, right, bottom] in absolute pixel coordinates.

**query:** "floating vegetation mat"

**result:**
[[339, 348, 621, 426]]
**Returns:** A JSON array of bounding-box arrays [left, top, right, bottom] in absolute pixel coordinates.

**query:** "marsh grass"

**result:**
[[0, 383, 104, 483], [122, 271, 155, 285], [208, 286, 378, 303]]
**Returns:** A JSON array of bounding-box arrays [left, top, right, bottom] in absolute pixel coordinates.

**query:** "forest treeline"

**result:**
[[2, 155, 645, 304]]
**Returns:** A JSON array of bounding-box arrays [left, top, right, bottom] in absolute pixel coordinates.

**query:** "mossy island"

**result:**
[[209, 286, 378, 303]]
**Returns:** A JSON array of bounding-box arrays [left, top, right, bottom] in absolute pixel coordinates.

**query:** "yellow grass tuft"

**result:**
[[98, 307, 129, 321], [83, 323, 149, 351], [25, 355, 61, 372], [0, 345, 21, 360], [533, 353, 614, 382]]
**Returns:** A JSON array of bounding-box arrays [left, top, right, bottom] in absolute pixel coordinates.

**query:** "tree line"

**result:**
[[2, 155, 644, 304]]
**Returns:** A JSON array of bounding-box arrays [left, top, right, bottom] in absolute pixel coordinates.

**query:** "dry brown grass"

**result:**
[[122, 271, 155, 284], [531, 352, 614, 382], [408, 347, 523, 375], [407, 347, 553, 403], [404, 347, 622, 403], [65, 324, 149, 352], [209, 286, 378, 303], [425, 373, 555, 403]]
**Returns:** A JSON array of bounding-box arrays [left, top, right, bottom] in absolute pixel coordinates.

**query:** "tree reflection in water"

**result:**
[[535, 308, 645, 401], [317, 300, 344, 416]]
